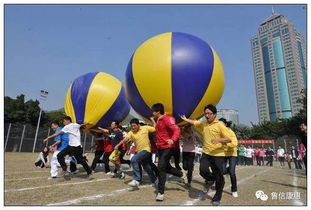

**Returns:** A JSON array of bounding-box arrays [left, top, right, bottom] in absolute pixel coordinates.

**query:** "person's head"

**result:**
[[63, 116, 72, 125], [278, 145, 282, 149], [42, 146, 49, 153], [291, 145, 295, 149], [130, 118, 140, 133], [111, 120, 119, 130], [300, 121, 307, 133], [218, 118, 227, 127], [248, 145, 251, 148], [204, 104, 217, 123], [50, 121, 60, 130], [151, 103, 165, 119]]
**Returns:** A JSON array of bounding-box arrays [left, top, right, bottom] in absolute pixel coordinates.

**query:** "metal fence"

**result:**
[[4, 123, 95, 153]]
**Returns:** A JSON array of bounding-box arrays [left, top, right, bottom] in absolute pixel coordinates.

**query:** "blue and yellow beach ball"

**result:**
[[125, 32, 224, 124], [64, 72, 130, 129]]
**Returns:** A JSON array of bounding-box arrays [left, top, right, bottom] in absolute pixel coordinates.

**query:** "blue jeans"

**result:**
[[223, 156, 238, 192], [131, 150, 156, 183]]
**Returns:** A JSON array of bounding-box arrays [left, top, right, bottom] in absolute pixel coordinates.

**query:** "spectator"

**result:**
[[244, 146, 253, 166], [265, 147, 274, 167], [258, 147, 266, 166], [284, 152, 292, 169], [277, 145, 285, 168], [238, 145, 246, 165], [290, 146, 302, 169], [34, 147, 50, 168]]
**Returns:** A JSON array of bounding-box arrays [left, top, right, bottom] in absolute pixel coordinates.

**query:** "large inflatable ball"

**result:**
[[64, 72, 130, 129], [125, 32, 224, 124]]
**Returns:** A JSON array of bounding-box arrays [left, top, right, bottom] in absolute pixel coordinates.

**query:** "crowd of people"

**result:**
[[236, 143, 307, 170], [34, 103, 307, 206]]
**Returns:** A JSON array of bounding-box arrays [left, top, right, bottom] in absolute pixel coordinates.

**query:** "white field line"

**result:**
[[184, 168, 272, 205], [5, 178, 110, 193], [47, 185, 152, 206], [47, 166, 250, 205], [5, 176, 47, 181], [292, 170, 304, 205]]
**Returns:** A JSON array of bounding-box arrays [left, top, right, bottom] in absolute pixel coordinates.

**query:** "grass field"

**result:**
[[4, 152, 307, 206]]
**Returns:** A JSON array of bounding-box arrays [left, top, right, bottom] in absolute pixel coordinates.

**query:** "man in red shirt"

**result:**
[[151, 103, 183, 201]]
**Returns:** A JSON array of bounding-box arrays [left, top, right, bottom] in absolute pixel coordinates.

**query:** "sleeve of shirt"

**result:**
[[146, 126, 156, 133], [226, 129, 238, 148], [219, 124, 232, 141], [62, 125, 70, 133], [165, 117, 180, 141], [127, 131, 133, 139]]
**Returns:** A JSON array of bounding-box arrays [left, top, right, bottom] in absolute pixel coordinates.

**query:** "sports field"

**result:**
[[4, 152, 307, 206]]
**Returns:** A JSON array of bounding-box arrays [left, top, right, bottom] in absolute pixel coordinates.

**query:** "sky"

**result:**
[[4, 4, 307, 126]]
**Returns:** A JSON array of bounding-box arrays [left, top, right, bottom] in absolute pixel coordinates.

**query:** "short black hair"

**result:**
[[64, 116, 72, 122], [51, 121, 59, 126], [151, 103, 165, 115], [130, 118, 140, 125], [218, 118, 227, 125], [204, 104, 217, 114], [112, 120, 120, 126]]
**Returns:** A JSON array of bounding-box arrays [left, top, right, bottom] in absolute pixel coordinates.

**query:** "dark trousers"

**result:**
[[91, 150, 104, 170], [182, 152, 195, 184], [200, 153, 225, 202], [223, 156, 238, 192], [138, 156, 159, 181], [303, 154, 307, 174], [157, 148, 183, 194], [293, 158, 302, 169], [256, 156, 260, 166], [34, 158, 47, 168], [238, 156, 245, 165], [287, 161, 292, 169], [172, 148, 182, 170], [103, 151, 112, 173], [57, 145, 92, 175], [266, 156, 273, 166], [259, 157, 264, 166]]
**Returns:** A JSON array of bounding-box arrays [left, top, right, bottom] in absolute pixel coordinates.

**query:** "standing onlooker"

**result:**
[[237, 145, 246, 165], [265, 147, 275, 167], [290, 146, 302, 169], [277, 145, 285, 168], [244, 146, 253, 166], [258, 147, 266, 166], [299, 143, 306, 170], [90, 132, 106, 172], [299, 121, 307, 174], [284, 152, 292, 169], [254, 147, 261, 166]]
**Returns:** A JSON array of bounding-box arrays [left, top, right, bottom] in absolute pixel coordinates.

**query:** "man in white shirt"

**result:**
[[44, 116, 92, 180], [277, 145, 285, 168]]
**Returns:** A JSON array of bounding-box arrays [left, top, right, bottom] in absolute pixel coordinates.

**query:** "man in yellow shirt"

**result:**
[[219, 118, 238, 198], [181, 104, 232, 206], [115, 118, 157, 187]]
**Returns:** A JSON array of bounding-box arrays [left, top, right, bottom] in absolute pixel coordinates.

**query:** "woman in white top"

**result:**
[[277, 146, 285, 168], [245, 146, 254, 166]]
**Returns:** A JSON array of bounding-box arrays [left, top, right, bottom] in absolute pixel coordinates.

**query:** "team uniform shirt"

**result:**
[[193, 119, 232, 156], [238, 146, 246, 157], [259, 149, 266, 157], [127, 126, 155, 153], [224, 128, 238, 157], [61, 123, 81, 147], [103, 137, 113, 153], [109, 130, 124, 149], [54, 127, 69, 151], [155, 115, 180, 150]]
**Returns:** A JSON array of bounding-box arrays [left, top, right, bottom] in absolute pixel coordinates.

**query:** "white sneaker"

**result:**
[[128, 180, 140, 187], [232, 192, 238, 198], [156, 193, 164, 201], [181, 171, 187, 184], [120, 172, 125, 179], [71, 170, 79, 174], [48, 176, 59, 180], [106, 172, 114, 175]]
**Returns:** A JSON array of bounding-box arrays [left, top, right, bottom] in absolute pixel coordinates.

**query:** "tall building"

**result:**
[[251, 11, 306, 123], [217, 109, 239, 125]]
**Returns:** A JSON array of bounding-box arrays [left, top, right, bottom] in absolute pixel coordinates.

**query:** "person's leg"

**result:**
[[71, 146, 92, 175], [182, 152, 189, 171], [91, 151, 103, 171], [210, 156, 225, 202], [228, 157, 238, 192], [199, 153, 214, 181], [293, 158, 298, 169], [103, 152, 111, 173], [157, 149, 172, 195], [130, 152, 144, 181], [140, 152, 157, 183], [303, 154, 307, 174], [166, 149, 183, 177], [50, 150, 60, 177], [57, 146, 71, 172], [173, 148, 182, 170], [120, 149, 131, 166], [187, 152, 195, 184], [149, 156, 159, 177]]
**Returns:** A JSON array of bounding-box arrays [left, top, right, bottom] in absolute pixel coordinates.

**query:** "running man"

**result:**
[[151, 103, 183, 202], [181, 104, 232, 206], [114, 118, 157, 187], [43, 116, 92, 180]]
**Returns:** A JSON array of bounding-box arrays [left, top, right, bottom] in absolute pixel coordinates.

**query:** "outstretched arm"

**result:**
[[98, 127, 110, 133], [43, 131, 64, 142], [180, 115, 196, 125]]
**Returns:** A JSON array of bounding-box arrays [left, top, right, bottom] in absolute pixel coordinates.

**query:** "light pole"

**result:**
[[32, 90, 49, 153]]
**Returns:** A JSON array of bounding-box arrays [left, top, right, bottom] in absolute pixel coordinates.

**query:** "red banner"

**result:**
[[238, 140, 274, 144]]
